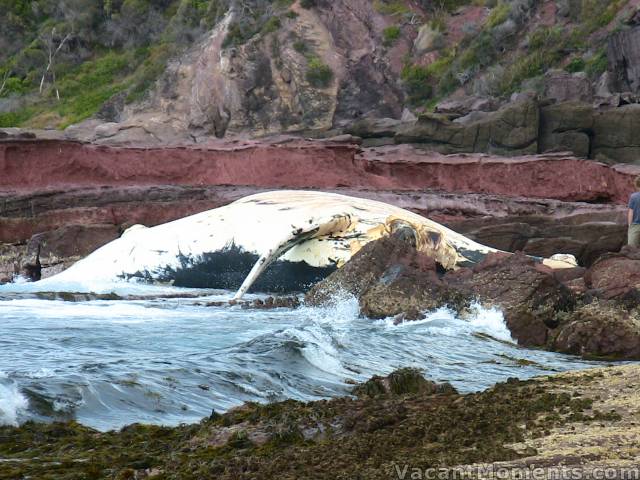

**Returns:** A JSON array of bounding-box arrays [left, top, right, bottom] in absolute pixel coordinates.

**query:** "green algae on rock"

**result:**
[[2, 365, 637, 480]]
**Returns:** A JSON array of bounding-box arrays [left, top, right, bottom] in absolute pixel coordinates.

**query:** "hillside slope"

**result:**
[[2, 1, 639, 140]]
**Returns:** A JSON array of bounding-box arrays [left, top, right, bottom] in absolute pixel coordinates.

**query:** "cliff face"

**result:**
[[116, 0, 640, 143], [51, 0, 640, 165], [7, 1, 640, 165], [117, 0, 409, 139], [0, 137, 636, 202]]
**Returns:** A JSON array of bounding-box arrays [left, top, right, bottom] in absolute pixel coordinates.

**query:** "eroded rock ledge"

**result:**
[[1, 134, 639, 202]]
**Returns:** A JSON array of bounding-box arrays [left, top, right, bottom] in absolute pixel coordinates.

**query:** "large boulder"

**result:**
[[394, 111, 476, 152], [584, 246, 640, 300], [539, 101, 594, 158], [592, 105, 640, 164], [304, 227, 468, 320], [550, 302, 640, 359], [445, 252, 575, 346], [479, 96, 539, 154], [543, 70, 593, 103], [307, 234, 640, 359], [352, 367, 457, 398], [395, 97, 539, 155]]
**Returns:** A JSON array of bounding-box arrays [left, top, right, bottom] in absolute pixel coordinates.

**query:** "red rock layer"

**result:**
[[1, 139, 639, 204]]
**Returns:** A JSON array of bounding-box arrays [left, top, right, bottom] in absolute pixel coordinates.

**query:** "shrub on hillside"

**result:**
[[306, 57, 333, 87], [383, 26, 401, 46], [401, 64, 433, 104]]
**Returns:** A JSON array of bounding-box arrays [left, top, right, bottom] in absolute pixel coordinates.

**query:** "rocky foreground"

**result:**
[[1, 365, 638, 480]]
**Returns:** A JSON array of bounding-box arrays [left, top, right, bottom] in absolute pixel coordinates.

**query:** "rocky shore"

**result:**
[[306, 228, 640, 360], [1, 365, 638, 480], [2, 126, 639, 361], [0, 130, 636, 282], [4, 1, 640, 477]]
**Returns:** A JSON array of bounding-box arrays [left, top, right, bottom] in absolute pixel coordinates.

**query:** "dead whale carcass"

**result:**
[[38, 190, 576, 297]]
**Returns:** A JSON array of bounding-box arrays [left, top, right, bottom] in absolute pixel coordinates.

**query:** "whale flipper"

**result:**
[[233, 214, 353, 300]]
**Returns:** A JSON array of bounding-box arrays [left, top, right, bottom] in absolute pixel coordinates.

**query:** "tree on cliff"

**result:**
[[39, 28, 72, 100]]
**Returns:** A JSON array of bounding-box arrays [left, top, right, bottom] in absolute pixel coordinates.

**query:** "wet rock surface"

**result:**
[[1, 365, 638, 479], [307, 233, 640, 360], [446, 253, 575, 347], [550, 302, 640, 359], [352, 368, 457, 398], [202, 296, 301, 310]]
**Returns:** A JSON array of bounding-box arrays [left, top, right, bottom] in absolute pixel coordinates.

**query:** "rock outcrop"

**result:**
[[306, 233, 640, 360], [3, 136, 639, 203], [111, 0, 410, 140], [607, 25, 640, 95], [450, 213, 627, 267], [538, 101, 594, 158], [352, 368, 457, 398], [445, 253, 575, 347], [395, 97, 539, 155], [550, 302, 640, 359], [305, 228, 470, 321], [583, 246, 640, 300], [389, 97, 640, 165]]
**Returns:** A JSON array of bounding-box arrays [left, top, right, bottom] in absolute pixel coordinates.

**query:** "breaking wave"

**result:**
[[0, 285, 605, 431], [0, 374, 29, 427]]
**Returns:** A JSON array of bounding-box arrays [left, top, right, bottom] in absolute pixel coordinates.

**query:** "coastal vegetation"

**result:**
[[1, 0, 634, 129], [0, 0, 201, 127], [0, 0, 295, 128], [399, 0, 628, 108]]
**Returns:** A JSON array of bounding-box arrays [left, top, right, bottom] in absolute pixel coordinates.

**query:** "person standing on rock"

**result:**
[[628, 176, 640, 247]]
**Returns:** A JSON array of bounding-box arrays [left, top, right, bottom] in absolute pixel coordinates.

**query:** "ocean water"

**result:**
[[0, 281, 607, 432]]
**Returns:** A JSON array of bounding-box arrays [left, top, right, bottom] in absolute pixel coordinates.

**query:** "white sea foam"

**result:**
[[0, 381, 28, 427], [0, 278, 202, 296], [0, 298, 200, 324], [23, 368, 55, 379], [305, 291, 361, 325], [467, 304, 514, 343], [374, 306, 456, 329], [374, 303, 514, 343], [301, 329, 344, 375]]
